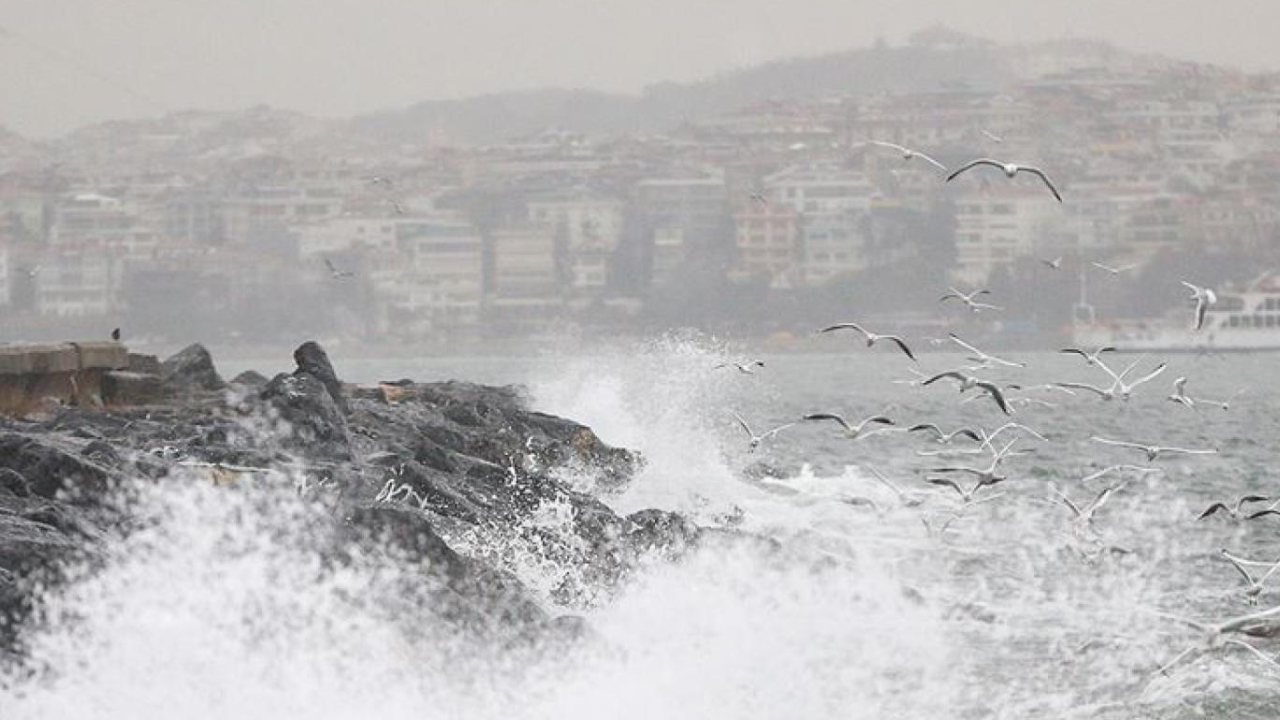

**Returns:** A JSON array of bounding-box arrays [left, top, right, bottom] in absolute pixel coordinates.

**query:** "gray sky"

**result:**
[[2, 0, 1278, 138]]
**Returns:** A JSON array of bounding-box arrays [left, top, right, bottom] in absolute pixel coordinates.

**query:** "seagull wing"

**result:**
[[730, 412, 754, 439], [1059, 348, 1088, 359], [1159, 446, 1217, 456], [820, 323, 869, 338], [803, 413, 852, 432], [947, 333, 985, 357], [884, 336, 917, 361], [974, 382, 1012, 415], [868, 140, 906, 153], [926, 478, 966, 497], [908, 423, 944, 439], [1020, 166, 1063, 202], [914, 151, 948, 172], [954, 428, 984, 443], [1222, 552, 1257, 585], [1194, 297, 1209, 330], [1091, 436, 1149, 452], [1197, 503, 1229, 520], [760, 423, 796, 440], [324, 259, 337, 273], [922, 371, 967, 386], [945, 158, 1004, 183], [1054, 382, 1110, 398], [1127, 363, 1168, 390]]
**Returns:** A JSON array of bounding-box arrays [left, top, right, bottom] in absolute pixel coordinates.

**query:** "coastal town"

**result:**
[[1, 30, 1278, 348]]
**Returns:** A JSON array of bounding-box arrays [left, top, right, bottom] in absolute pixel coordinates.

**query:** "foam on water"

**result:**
[[3, 339, 1279, 718]]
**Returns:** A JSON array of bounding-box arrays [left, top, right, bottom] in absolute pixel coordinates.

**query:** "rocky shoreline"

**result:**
[[0, 341, 706, 663]]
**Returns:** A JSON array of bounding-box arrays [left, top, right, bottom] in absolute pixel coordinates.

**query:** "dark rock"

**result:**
[[258, 372, 351, 460], [160, 344, 225, 393], [0, 434, 118, 504], [0, 470, 28, 498], [230, 370, 269, 387], [292, 341, 346, 412], [625, 509, 702, 558]]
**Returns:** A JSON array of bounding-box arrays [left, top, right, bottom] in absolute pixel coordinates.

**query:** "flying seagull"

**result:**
[[324, 259, 355, 280], [1199, 496, 1271, 522], [802, 412, 896, 440], [922, 371, 1012, 415], [1040, 257, 1063, 270], [1219, 550, 1280, 605], [1167, 377, 1197, 410], [1089, 436, 1217, 462], [1059, 346, 1118, 367], [731, 412, 794, 452], [948, 333, 1025, 368], [1089, 261, 1137, 276], [1181, 281, 1218, 331], [946, 159, 1063, 202], [714, 360, 766, 374], [1081, 464, 1162, 484], [931, 438, 1024, 490], [866, 466, 927, 507], [981, 130, 1004, 144], [865, 141, 947, 173], [939, 287, 1002, 313], [820, 323, 916, 361], [1056, 361, 1167, 402], [907, 424, 984, 445], [1051, 480, 1127, 532]]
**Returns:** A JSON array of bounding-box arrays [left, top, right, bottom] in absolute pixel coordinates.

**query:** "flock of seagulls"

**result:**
[[708, 195, 1276, 681]]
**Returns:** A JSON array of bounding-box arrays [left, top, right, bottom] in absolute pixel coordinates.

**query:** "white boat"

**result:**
[[1072, 272, 1280, 352]]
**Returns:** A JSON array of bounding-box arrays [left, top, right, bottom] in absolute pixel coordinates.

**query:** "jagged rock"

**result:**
[[292, 341, 346, 412], [258, 372, 351, 461], [230, 370, 269, 387], [160, 344, 225, 393], [0, 434, 118, 504]]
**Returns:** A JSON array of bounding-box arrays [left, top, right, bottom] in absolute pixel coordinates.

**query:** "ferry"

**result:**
[[1072, 272, 1280, 352]]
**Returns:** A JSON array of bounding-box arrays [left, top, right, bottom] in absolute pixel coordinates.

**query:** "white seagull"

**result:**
[[948, 333, 1026, 368], [1040, 257, 1063, 270], [1080, 465, 1162, 484], [865, 141, 948, 172], [907, 424, 984, 445], [802, 412, 896, 440], [922, 371, 1012, 415], [867, 466, 927, 507], [1090, 261, 1138, 276], [1181, 281, 1218, 331], [1059, 346, 1118, 367], [1220, 550, 1280, 605], [1167, 377, 1197, 409], [714, 360, 766, 374], [939, 287, 1002, 313], [324, 258, 355, 280], [946, 159, 1063, 202], [1055, 361, 1167, 402], [820, 323, 916, 361], [1089, 436, 1217, 462], [1198, 496, 1271, 522], [731, 412, 795, 452]]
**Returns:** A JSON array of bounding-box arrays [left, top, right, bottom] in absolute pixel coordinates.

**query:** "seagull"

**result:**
[[820, 323, 916, 361], [1056, 361, 1167, 401], [324, 258, 355, 280], [1040, 257, 1063, 270], [865, 141, 948, 172], [1080, 465, 1162, 484], [948, 333, 1025, 368], [1090, 261, 1138, 276], [714, 360, 766, 374], [1059, 346, 1118, 367], [907, 424, 983, 445], [731, 412, 795, 452], [110, 328, 121, 341], [1051, 480, 1127, 532], [981, 130, 1005, 144], [928, 441, 1024, 501], [946, 159, 1062, 202], [1181, 281, 1218, 331], [1198, 496, 1271, 521], [1153, 604, 1280, 676], [939, 287, 1002, 313], [892, 368, 932, 387], [922, 371, 1012, 415], [866, 466, 927, 507], [748, 192, 769, 207], [1220, 550, 1280, 605], [1090, 436, 1217, 462], [802, 412, 896, 440], [1167, 377, 1197, 409]]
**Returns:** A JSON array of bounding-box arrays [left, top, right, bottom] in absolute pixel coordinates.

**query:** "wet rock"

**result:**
[[258, 372, 351, 461], [293, 341, 346, 412], [161, 343, 225, 393], [230, 369, 269, 387]]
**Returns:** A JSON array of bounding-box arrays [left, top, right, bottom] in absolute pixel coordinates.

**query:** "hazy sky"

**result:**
[[2, 0, 1278, 138]]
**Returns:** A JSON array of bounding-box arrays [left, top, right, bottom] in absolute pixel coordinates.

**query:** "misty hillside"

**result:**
[[351, 32, 1169, 145]]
